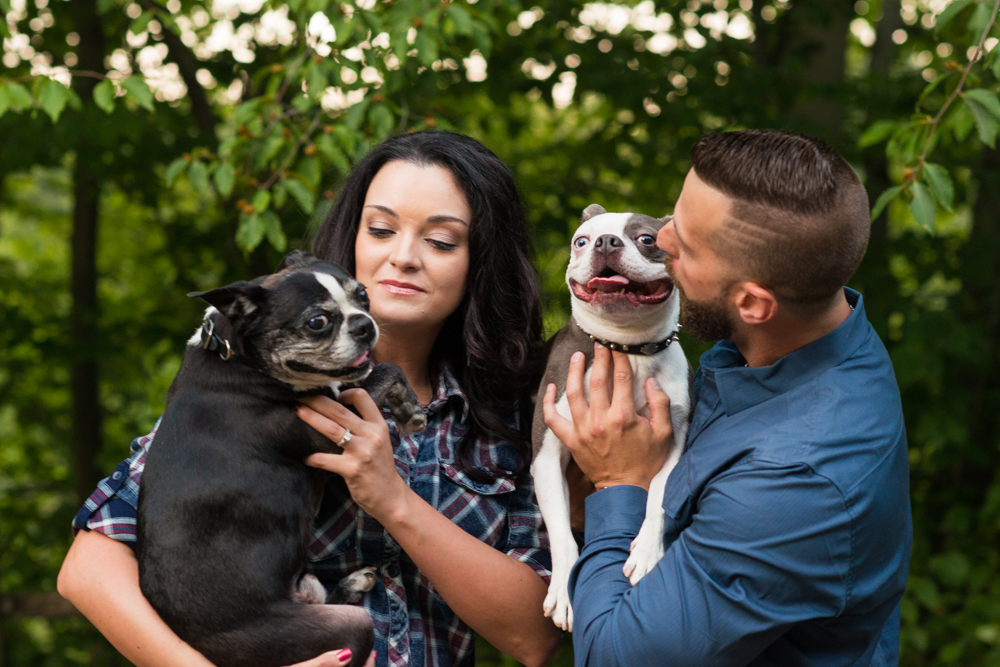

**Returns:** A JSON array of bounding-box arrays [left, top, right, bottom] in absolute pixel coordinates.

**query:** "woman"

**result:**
[[58, 131, 561, 667]]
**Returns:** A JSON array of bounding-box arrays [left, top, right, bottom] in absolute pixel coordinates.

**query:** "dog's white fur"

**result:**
[[532, 211, 690, 632]]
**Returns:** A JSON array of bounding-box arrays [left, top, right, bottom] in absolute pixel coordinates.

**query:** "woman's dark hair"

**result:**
[[312, 131, 543, 480]]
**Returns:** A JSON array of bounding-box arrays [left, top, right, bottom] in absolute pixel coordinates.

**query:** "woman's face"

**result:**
[[355, 160, 471, 334]]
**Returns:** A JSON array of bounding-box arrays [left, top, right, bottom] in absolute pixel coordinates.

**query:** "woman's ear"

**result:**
[[732, 282, 778, 325]]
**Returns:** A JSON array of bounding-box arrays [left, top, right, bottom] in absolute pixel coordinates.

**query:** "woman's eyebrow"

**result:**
[[364, 204, 398, 217], [427, 214, 469, 226]]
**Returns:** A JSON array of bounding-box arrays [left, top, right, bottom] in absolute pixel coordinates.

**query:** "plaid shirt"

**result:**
[[73, 365, 551, 667]]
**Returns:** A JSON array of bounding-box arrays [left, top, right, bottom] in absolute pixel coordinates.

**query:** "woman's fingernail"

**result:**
[[572, 351, 584, 363], [336, 648, 352, 662]]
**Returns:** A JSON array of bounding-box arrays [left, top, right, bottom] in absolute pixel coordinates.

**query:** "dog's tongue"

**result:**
[[588, 275, 630, 292], [349, 350, 369, 367]]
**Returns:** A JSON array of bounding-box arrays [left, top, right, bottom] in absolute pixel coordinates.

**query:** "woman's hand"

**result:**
[[283, 649, 376, 667], [543, 344, 674, 491], [297, 389, 410, 523]]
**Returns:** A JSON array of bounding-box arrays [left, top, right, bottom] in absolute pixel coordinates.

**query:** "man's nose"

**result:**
[[593, 234, 624, 255], [657, 220, 676, 256]]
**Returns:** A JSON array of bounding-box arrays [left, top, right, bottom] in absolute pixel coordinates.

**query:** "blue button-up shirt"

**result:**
[[569, 289, 912, 666]]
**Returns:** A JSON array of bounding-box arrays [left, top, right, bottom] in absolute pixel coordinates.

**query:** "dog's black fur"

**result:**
[[137, 252, 424, 667]]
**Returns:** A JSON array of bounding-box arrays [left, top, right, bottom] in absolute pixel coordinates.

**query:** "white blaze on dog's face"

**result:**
[[567, 204, 678, 342]]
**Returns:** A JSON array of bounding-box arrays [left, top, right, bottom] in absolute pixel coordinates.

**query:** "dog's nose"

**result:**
[[594, 234, 624, 255], [347, 315, 376, 344]]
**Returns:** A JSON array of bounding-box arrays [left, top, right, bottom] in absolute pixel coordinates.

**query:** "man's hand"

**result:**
[[543, 344, 674, 491]]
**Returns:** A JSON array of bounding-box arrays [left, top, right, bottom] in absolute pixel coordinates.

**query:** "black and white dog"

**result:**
[[137, 251, 425, 667], [532, 205, 691, 631]]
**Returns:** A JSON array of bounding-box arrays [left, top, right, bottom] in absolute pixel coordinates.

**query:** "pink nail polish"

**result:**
[[336, 648, 352, 662]]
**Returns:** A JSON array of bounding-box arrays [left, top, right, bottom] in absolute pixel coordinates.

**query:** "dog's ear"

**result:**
[[582, 204, 607, 222], [188, 281, 266, 324], [276, 250, 316, 272]]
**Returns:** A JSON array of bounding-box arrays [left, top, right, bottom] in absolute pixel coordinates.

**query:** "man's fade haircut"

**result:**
[[690, 129, 870, 312]]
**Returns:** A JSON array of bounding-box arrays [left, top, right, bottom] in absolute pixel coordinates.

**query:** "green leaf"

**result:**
[[236, 212, 265, 252], [949, 102, 976, 141], [922, 163, 954, 211], [909, 182, 937, 231], [96, 0, 116, 14], [965, 97, 999, 147], [233, 99, 263, 127], [37, 78, 69, 123], [252, 189, 271, 213], [994, 50, 1000, 80], [307, 65, 328, 101], [165, 157, 188, 185], [272, 181, 288, 208], [3, 82, 32, 112], [317, 134, 351, 174], [0, 0, 10, 13], [283, 178, 315, 214], [871, 186, 901, 221], [414, 30, 439, 68], [0, 85, 10, 119], [188, 161, 209, 191], [858, 120, 897, 149], [130, 10, 155, 35], [344, 99, 370, 130], [370, 104, 394, 138], [122, 76, 154, 111], [969, 1, 992, 36], [0, 17, 10, 39], [933, 0, 972, 35], [964, 88, 1000, 119], [446, 4, 475, 35], [299, 156, 321, 188], [262, 211, 287, 252], [213, 163, 235, 198], [92, 79, 116, 114]]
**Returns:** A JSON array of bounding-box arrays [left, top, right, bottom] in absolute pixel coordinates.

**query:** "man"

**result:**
[[543, 129, 911, 666]]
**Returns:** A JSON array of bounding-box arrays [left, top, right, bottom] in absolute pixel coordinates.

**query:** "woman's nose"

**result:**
[[388, 233, 421, 271]]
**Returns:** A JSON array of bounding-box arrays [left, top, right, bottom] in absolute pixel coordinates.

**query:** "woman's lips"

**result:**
[[380, 280, 425, 296]]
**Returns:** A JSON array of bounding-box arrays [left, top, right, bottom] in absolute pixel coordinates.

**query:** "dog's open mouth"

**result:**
[[570, 270, 673, 306]]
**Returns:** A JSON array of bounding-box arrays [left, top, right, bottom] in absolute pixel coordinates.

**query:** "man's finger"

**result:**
[[588, 344, 611, 413], [338, 388, 383, 423], [563, 351, 591, 426], [610, 350, 635, 412], [645, 377, 673, 441], [542, 383, 576, 447]]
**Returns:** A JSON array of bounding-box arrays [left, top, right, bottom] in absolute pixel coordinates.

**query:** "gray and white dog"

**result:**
[[531, 204, 691, 631]]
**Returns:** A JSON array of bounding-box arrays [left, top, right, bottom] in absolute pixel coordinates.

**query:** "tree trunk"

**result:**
[[69, 0, 107, 502]]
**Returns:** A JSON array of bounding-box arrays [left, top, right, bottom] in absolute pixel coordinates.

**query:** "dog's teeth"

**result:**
[[619, 288, 626, 294]]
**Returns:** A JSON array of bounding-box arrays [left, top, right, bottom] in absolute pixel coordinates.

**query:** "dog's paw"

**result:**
[[327, 566, 378, 605], [401, 409, 427, 434], [387, 386, 426, 434], [542, 577, 574, 632], [623, 525, 665, 586], [292, 574, 328, 604]]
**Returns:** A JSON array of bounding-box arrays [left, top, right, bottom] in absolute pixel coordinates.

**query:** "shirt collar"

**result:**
[[425, 362, 470, 422], [700, 288, 870, 416]]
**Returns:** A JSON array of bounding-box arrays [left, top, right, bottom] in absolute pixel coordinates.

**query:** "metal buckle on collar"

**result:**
[[201, 318, 234, 361]]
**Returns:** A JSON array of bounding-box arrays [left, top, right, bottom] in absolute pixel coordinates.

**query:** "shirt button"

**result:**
[[111, 471, 123, 481], [387, 564, 400, 578]]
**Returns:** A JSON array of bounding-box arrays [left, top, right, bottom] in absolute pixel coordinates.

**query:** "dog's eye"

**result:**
[[574, 237, 588, 249], [306, 315, 330, 331], [356, 287, 369, 308], [638, 234, 656, 246]]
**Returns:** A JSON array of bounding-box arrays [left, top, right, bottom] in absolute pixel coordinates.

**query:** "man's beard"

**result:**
[[665, 261, 735, 342]]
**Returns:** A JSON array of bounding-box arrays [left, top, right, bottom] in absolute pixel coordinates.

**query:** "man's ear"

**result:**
[[733, 282, 778, 325], [276, 250, 316, 272], [582, 203, 607, 222], [188, 282, 266, 323]]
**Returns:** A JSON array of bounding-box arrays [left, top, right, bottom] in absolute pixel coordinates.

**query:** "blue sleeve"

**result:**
[[568, 465, 852, 667]]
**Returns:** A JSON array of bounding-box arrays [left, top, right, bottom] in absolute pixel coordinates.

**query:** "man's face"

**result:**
[[656, 169, 737, 342]]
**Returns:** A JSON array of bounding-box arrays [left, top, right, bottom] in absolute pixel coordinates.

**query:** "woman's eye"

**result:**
[[306, 315, 330, 331], [428, 239, 457, 251], [574, 237, 588, 249], [367, 226, 393, 238], [638, 234, 656, 246]]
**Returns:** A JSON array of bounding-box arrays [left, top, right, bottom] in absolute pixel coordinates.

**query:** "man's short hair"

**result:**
[[690, 129, 870, 311]]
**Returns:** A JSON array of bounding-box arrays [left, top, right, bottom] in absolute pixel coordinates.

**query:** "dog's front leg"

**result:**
[[357, 363, 427, 434], [623, 403, 689, 585], [531, 428, 577, 632]]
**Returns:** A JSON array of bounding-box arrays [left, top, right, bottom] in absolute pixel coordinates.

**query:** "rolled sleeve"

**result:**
[[71, 421, 159, 548], [568, 465, 852, 667]]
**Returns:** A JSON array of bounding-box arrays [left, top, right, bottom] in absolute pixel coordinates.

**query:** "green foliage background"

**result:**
[[2, 0, 1000, 664]]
